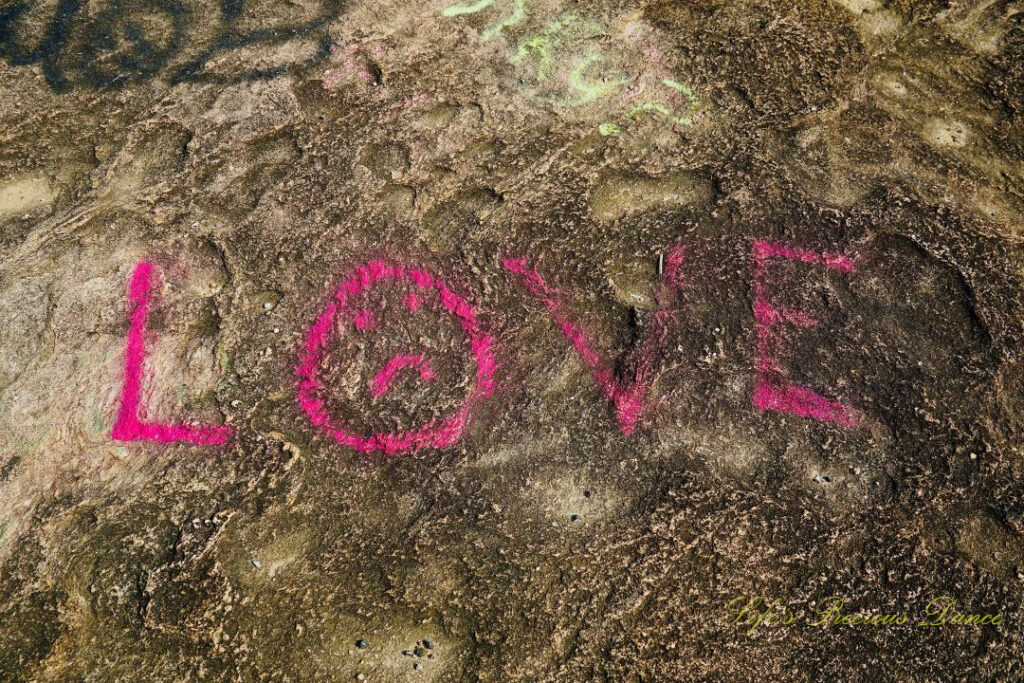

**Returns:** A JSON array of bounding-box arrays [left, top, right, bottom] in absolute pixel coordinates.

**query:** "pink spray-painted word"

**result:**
[[111, 241, 859, 454]]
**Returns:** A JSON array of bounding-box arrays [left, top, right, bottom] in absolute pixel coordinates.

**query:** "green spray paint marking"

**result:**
[[441, 0, 495, 17], [442, 0, 527, 42], [660, 78, 700, 124], [481, 0, 527, 41], [561, 54, 628, 106], [515, 34, 554, 80], [513, 12, 591, 81], [524, 54, 628, 107], [630, 101, 673, 118], [628, 81, 699, 126], [443, 2, 703, 132]]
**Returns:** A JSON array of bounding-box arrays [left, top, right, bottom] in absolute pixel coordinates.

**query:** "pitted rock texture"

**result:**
[[1, 0, 1023, 680]]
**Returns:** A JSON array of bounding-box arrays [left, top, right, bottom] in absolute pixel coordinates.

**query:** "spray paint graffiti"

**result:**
[[751, 240, 861, 427], [295, 259, 497, 456], [503, 246, 686, 435], [619, 22, 700, 129], [512, 12, 629, 110], [511, 11, 601, 77], [441, 0, 527, 41], [370, 354, 436, 397], [0, 0, 344, 91], [442, 0, 497, 18], [111, 262, 233, 445], [441, 4, 702, 136], [322, 43, 381, 89], [109, 240, 862, 453], [629, 79, 700, 126]]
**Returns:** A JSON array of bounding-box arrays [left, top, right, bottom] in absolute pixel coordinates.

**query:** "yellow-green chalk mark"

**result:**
[[598, 122, 621, 136], [660, 78, 700, 125], [512, 12, 606, 81], [513, 10, 584, 58], [560, 54, 628, 106], [628, 79, 700, 126], [481, 0, 527, 41], [514, 35, 555, 80], [630, 101, 674, 118], [441, 0, 495, 17]]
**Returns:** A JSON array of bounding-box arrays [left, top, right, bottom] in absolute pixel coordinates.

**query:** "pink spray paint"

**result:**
[[111, 262, 233, 445], [751, 240, 860, 427], [503, 246, 686, 435], [370, 354, 435, 397], [296, 260, 496, 456], [403, 291, 423, 311], [322, 44, 377, 89], [353, 309, 377, 330]]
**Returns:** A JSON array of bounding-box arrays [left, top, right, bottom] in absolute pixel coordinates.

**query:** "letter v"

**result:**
[[503, 247, 685, 435], [111, 262, 232, 445]]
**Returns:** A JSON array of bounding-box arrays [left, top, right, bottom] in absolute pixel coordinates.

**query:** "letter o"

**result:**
[[296, 260, 496, 455]]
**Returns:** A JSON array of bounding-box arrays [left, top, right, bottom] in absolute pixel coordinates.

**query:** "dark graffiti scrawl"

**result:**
[[0, 0, 345, 91]]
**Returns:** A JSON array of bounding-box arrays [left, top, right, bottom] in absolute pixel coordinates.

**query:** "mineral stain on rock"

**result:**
[[1, 0, 1023, 680]]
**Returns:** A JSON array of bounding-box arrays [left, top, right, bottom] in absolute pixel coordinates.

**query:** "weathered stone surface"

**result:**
[[0, 0, 1022, 680]]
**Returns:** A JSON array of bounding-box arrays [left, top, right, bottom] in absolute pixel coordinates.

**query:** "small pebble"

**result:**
[[414, 647, 425, 657], [413, 662, 423, 671], [263, 302, 274, 310], [570, 514, 580, 522], [422, 640, 435, 649], [356, 639, 369, 649], [252, 560, 261, 568], [402, 650, 413, 657], [355, 675, 365, 681], [970, 452, 978, 460]]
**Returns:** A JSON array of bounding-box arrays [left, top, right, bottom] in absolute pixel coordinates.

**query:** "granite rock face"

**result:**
[[1, 0, 1023, 680]]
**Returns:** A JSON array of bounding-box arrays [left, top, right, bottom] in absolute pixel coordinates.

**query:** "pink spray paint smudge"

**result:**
[[322, 44, 378, 89], [353, 309, 377, 330], [370, 354, 435, 397]]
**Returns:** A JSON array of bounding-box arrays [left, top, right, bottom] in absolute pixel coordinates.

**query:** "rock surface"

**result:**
[[1, 0, 1023, 680]]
